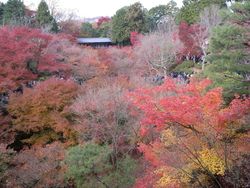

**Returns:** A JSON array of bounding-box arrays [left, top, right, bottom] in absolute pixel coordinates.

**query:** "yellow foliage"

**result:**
[[199, 148, 225, 175], [157, 173, 172, 187], [154, 167, 179, 188], [161, 129, 176, 147]]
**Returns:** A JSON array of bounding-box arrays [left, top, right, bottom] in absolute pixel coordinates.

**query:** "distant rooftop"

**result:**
[[77, 38, 112, 44]]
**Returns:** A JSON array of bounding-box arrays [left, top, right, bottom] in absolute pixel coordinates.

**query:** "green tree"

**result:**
[[126, 2, 147, 33], [65, 143, 137, 188], [3, 0, 25, 25], [36, 0, 53, 27], [148, 0, 179, 30], [111, 6, 130, 44], [0, 3, 4, 25], [112, 2, 147, 44], [176, 0, 226, 24], [80, 22, 98, 37], [50, 18, 59, 33], [205, 1, 250, 102]]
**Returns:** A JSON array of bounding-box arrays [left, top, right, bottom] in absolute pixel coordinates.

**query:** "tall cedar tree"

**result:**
[[2, 0, 25, 25], [205, 1, 250, 102], [36, 0, 53, 27]]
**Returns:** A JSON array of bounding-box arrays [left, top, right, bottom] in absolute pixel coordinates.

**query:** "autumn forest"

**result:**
[[0, 0, 249, 187]]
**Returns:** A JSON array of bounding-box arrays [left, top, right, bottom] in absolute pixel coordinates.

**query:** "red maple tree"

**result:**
[[129, 78, 250, 187], [178, 22, 203, 60], [0, 27, 70, 92]]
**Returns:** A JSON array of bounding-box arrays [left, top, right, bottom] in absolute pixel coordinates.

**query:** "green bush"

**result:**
[[65, 143, 137, 188], [173, 60, 202, 74]]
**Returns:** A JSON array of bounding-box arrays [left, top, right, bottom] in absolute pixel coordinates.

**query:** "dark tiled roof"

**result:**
[[77, 38, 112, 44]]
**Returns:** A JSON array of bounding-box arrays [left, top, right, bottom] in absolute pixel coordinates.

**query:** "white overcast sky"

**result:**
[[0, 0, 183, 18]]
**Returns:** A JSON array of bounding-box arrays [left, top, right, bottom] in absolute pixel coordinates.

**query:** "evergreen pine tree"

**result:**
[[205, 1, 250, 102], [3, 0, 25, 25], [0, 3, 4, 25], [36, 0, 53, 27], [50, 18, 59, 33]]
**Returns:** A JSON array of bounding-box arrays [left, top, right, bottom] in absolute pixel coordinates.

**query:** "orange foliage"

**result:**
[[8, 78, 78, 146]]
